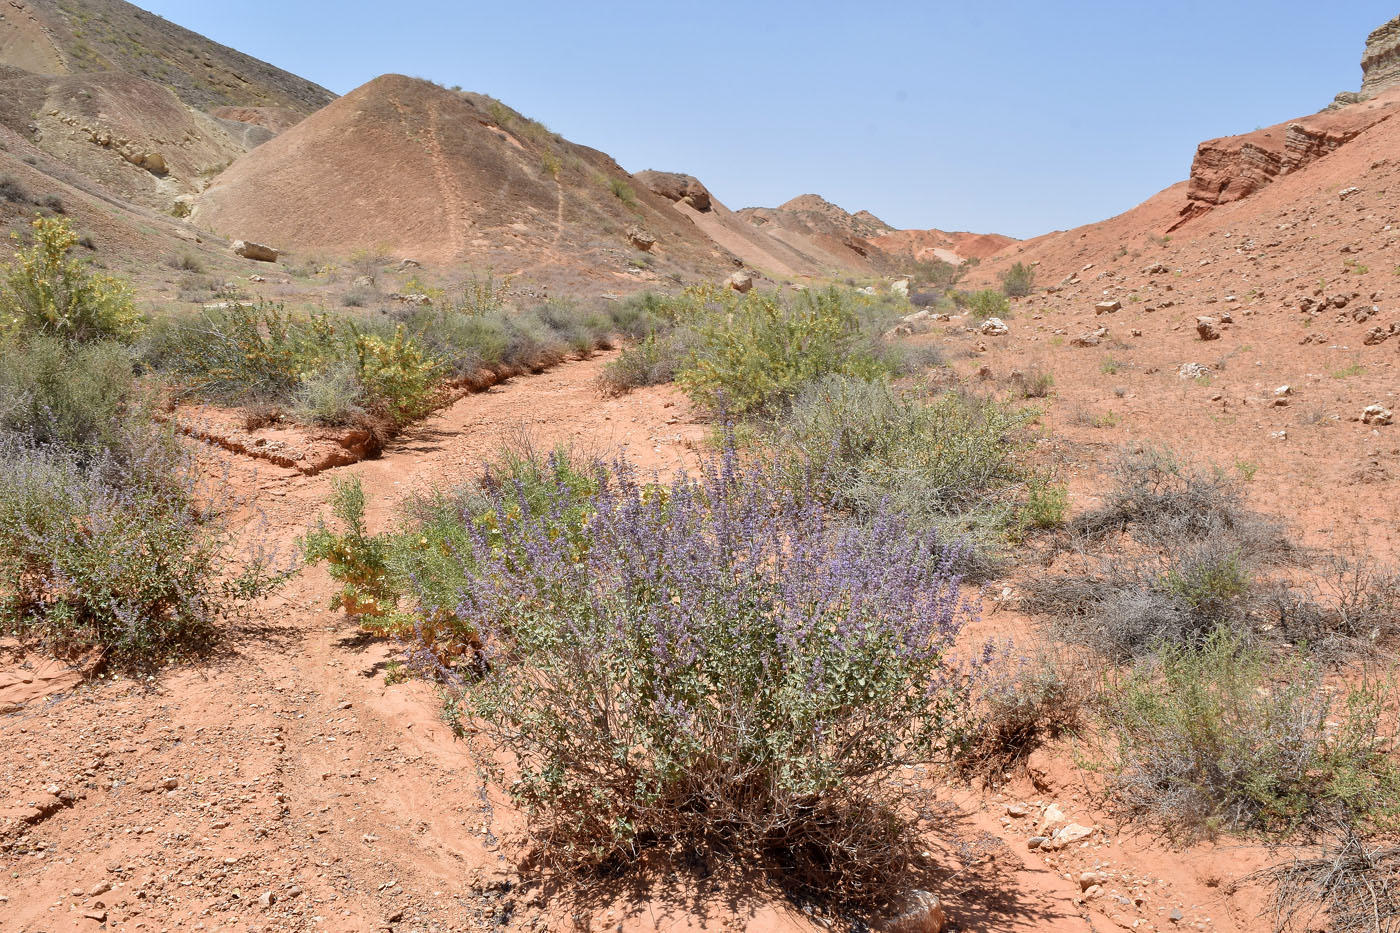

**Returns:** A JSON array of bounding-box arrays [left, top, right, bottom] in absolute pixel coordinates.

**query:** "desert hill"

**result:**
[[0, 64, 269, 212], [192, 75, 743, 284], [634, 172, 894, 278], [636, 184, 1013, 280], [0, 0, 333, 114]]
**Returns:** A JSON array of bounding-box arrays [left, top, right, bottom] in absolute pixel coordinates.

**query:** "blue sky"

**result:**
[[139, 1, 1396, 238]]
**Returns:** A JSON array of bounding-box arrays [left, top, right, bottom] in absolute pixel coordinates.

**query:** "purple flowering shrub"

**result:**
[[414, 444, 979, 902], [0, 435, 287, 662]]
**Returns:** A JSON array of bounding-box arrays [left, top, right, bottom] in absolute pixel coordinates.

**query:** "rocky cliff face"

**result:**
[[1362, 16, 1400, 98], [1174, 88, 1400, 229]]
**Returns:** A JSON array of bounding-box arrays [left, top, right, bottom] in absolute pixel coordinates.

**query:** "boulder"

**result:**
[[232, 240, 280, 263], [1094, 300, 1122, 314], [891, 278, 909, 296], [727, 270, 753, 293], [1195, 316, 1221, 340], [1363, 405, 1394, 426], [1069, 332, 1101, 348], [1042, 822, 1095, 851], [626, 226, 656, 252], [1178, 362, 1211, 379], [633, 170, 713, 212], [980, 317, 1009, 336]]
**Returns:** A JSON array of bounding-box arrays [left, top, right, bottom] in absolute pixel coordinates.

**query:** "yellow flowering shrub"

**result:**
[[0, 215, 141, 341]]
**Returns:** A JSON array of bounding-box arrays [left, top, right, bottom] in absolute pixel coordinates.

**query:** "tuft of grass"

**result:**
[[608, 177, 637, 208], [1012, 366, 1055, 398], [956, 643, 1088, 783]]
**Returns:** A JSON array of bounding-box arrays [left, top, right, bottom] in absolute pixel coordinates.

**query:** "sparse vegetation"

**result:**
[[1011, 365, 1055, 398], [1027, 447, 1291, 660], [957, 643, 1087, 783]]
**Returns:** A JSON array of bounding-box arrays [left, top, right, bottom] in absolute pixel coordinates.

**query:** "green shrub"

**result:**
[[352, 327, 439, 423], [598, 332, 683, 393], [1, 215, 141, 342], [963, 288, 1010, 321], [291, 361, 366, 426], [608, 177, 637, 207], [1100, 630, 1400, 841], [143, 303, 339, 404], [302, 477, 396, 618], [999, 261, 1036, 297], [910, 257, 964, 289], [1017, 477, 1068, 533], [677, 287, 891, 415]]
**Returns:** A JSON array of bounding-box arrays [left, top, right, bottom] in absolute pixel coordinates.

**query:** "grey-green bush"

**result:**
[[775, 375, 1035, 571], [1099, 630, 1400, 842]]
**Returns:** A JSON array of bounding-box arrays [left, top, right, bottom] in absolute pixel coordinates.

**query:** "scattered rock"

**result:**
[[879, 889, 946, 933], [231, 240, 280, 263], [1142, 262, 1170, 275], [1070, 332, 1101, 347], [389, 293, 432, 305], [1178, 362, 1212, 379], [1094, 300, 1122, 314], [727, 270, 754, 293], [1363, 405, 1394, 426], [396, 258, 421, 272], [1043, 822, 1094, 850], [1195, 316, 1221, 340], [259, 890, 276, 908], [1027, 836, 1049, 850]]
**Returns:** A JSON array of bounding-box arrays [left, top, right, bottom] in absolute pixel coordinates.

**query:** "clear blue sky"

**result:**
[[138, 1, 1396, 239]]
